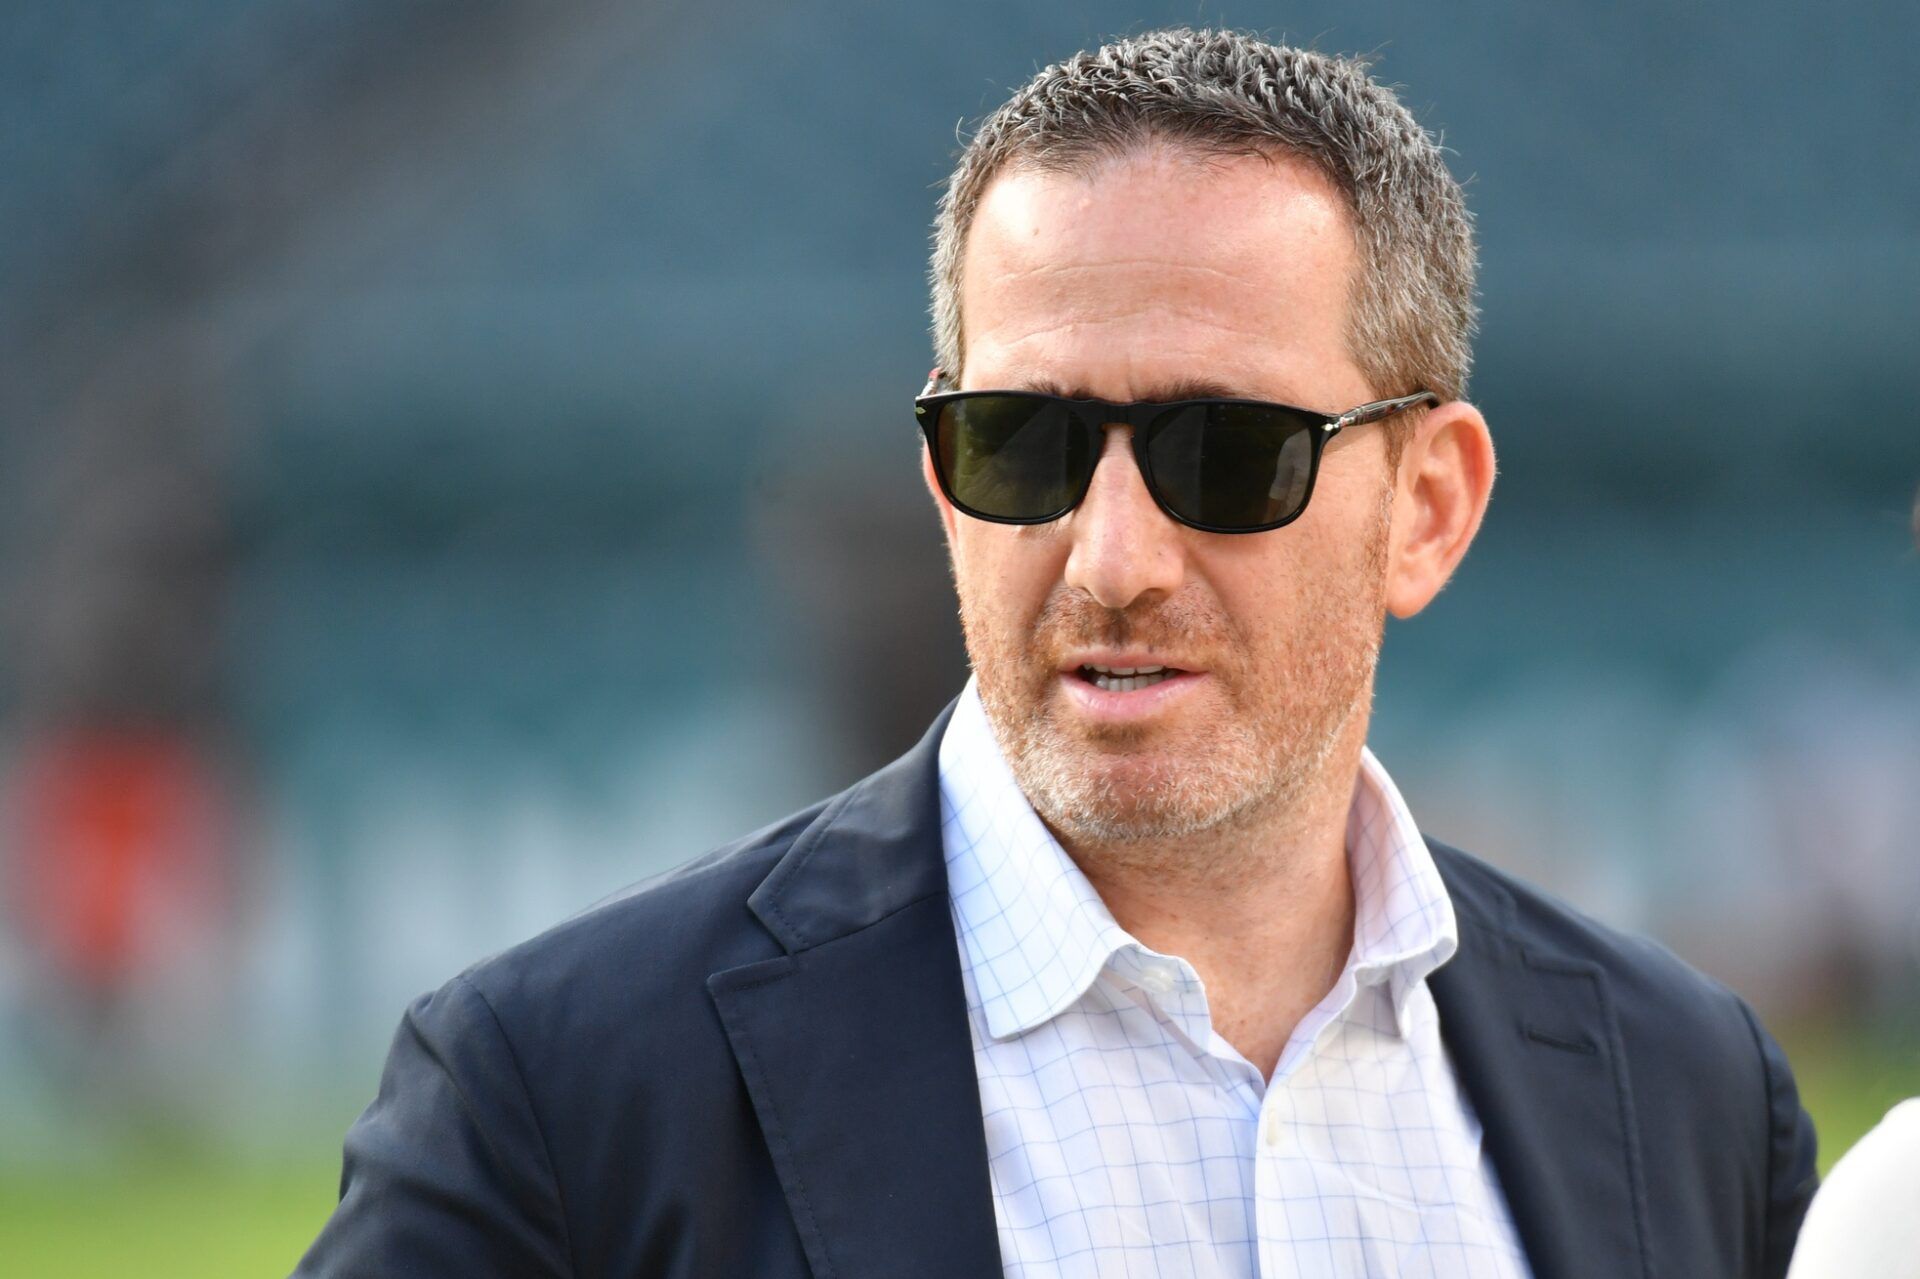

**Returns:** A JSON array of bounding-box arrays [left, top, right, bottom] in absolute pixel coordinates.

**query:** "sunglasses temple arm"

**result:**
[[1329, 390, 1442, 434]]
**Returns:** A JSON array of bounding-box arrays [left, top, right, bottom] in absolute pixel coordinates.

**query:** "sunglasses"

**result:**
[[916, 375, 1437, 534]]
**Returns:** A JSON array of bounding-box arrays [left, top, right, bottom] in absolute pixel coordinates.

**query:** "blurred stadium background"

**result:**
[[2, 2, 1916, 1274]]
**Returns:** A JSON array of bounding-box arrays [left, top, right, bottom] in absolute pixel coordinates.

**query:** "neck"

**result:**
[[1055, 719, 1368, 1079]]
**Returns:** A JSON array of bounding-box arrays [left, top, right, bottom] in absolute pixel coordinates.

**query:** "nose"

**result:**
[[1061, 426, 1187, 610]]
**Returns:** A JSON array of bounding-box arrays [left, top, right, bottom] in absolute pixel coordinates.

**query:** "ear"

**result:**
[[922, 440, 961, 545], [1384, 400, 1495, 619]]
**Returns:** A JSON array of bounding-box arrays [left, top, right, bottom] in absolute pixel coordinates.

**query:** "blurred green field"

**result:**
[[0, 1153, 339, 1279], [1, 1029, 1913, 1279]]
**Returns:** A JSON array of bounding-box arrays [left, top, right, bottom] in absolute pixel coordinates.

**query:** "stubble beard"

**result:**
[[959, 504, 1392, 862]]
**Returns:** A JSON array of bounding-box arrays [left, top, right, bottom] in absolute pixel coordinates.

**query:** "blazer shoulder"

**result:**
[[1431, 838, 1759, 1045]]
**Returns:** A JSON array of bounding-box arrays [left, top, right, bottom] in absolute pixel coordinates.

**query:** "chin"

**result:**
[[1016, 737, 1270, 845]]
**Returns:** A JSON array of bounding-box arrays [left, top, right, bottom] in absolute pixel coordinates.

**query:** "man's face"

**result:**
[[932, 146, 1399, 847]]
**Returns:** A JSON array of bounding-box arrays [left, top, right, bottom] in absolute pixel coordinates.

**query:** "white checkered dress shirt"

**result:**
[[939, 680, 1534, 1278]]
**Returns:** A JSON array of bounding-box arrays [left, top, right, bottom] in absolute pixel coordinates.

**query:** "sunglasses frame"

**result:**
[[915, 373, 1440, 534]]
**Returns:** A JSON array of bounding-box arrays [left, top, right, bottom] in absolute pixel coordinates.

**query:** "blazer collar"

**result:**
[[743, 703, 958, 954], [709, 702, 1002, 1279], [1430, 843, 1654, 1279]]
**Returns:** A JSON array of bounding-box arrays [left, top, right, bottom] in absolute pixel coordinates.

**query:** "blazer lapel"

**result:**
[[707, 707, 1002, 1279], [1429, 844, 1652, 1279]]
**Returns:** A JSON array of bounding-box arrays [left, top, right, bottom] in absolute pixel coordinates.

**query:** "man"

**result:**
[[297, 30, 1817, 1278]]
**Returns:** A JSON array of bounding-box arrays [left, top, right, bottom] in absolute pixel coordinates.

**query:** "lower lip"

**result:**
[[1057, 670, 1208, 724]]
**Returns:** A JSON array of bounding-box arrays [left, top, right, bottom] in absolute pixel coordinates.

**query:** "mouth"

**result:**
[[1073, 662, 1184, 693], [1056, 654, 1207, 724]]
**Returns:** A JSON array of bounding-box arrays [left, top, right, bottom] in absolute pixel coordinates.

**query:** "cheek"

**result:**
[[1197, 525, 1366, 656], [951, 524, 1066, 622]]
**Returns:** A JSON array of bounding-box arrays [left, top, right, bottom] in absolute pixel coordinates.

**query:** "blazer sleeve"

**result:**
[[293, 975, 575, 1278], [1746, 999, 1820, 1279]]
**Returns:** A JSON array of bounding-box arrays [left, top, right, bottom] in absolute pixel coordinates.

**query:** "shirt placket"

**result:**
[[1252, 973, 1369, 1278]]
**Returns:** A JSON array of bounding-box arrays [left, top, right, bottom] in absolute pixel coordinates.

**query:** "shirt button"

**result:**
[[1262, 1107, 1284, 1149], [1139, 964, 1176, 995]]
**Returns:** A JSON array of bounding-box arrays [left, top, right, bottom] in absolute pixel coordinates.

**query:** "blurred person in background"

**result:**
[[297, 30, 1817, 1278], [1784, 493, 1920, 1279], [0, 349, 245, 1116], [1786, 1101, 1920, 1277]]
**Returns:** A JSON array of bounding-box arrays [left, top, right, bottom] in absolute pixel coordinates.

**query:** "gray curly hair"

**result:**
[[930, 28, 1478, 407]]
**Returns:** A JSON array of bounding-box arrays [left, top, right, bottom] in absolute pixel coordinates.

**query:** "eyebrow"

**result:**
[[1011, 375, 1253, 402]]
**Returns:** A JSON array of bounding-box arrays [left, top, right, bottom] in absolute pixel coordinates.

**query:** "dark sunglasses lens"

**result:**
[[1143, 403, 1318, 529], [935, 396, 1091, 521]]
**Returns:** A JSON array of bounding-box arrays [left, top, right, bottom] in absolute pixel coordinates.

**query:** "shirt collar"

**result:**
[[939, 678, 1457, 1042], [939, 681, 1132, 1041], [1346, 735, 1458, 1031]]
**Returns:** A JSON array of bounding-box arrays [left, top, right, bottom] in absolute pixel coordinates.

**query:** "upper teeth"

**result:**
[[1086, 664, 1165, 675]]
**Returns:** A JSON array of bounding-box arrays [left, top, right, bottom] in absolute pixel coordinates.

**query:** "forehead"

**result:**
[[958, 147, 1363, 401]]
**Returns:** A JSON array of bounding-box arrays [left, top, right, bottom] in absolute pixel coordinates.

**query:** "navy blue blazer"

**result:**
[[296, 706, 1818, 1278]]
